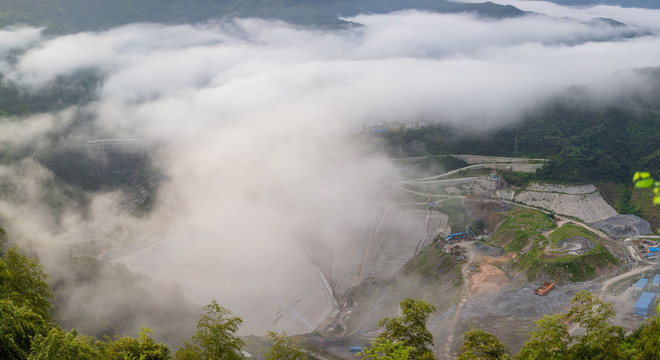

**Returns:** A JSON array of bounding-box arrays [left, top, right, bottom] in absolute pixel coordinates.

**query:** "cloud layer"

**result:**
[[1, 4, 659, 335]]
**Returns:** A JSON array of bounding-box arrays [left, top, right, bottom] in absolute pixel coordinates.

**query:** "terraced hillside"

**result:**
[[497, 183, 619, 223]]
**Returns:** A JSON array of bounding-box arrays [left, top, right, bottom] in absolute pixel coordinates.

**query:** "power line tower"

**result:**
[[514, 134, 518, 154]]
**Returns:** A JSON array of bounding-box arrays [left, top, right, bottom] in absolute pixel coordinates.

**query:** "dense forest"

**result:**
[[379, 67, 660, 185], [539, 0, 660, 9], [0, 0, 526, 32]]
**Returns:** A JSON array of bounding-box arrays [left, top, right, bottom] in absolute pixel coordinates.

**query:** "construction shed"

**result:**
[[634, 292, 658, 317], [652, 274, 660, 287], [633, 278, 648, 291]]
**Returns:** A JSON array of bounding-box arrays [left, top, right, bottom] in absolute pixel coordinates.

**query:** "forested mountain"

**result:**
[[536, 0, 660, 9], [0, 0, 524, 33], [0, 0, 526, 32], [380, 67, 660, 184]]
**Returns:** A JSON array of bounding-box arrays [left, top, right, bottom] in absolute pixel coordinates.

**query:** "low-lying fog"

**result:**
[[1, 1, 659, 336]]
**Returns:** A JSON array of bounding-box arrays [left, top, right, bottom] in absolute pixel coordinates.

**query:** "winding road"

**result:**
[[438, 243, 475, 359]]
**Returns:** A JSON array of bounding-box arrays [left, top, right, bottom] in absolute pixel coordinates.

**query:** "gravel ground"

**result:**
[[590, 214, 652, 239], [462, 281, 601, 320], [474, 243, 503, 257]]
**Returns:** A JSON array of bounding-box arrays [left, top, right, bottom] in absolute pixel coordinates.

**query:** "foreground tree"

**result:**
[[516, 314, 569, 360], [175, 300, 244, 360], [627, 316, 660, 360], [359, 337, 413, 360], [0, 247, 52, 320], [29, 327, 96, 360], [458, 329, 511, 360], [0, 247, 52, 359], [265, 331, 306, 360], [377, 298, 436, 360], [457, 291, 641, 360], [0, 299, 48, 359], [97, 328, 170, 360], [563, 291, 624, 359]]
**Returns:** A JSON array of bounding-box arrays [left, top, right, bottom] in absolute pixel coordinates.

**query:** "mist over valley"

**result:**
[[1, 1, 660, 358]]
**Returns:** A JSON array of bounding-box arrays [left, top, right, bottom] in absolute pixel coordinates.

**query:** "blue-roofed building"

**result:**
[[634, 278, 648, 291], [652, 274, 660, 287], [635, 292, 658, 317]]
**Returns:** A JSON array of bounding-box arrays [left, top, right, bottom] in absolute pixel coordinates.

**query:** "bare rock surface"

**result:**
[[557, 236, 595, 255], [590, 214, 652, 239], [462, 281, 600, 319]]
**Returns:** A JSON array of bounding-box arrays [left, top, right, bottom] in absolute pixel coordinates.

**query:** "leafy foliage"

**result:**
[[0, 247, 51, 359], [627, 316, 660, 360], [457, 291, 660, 360], [516, 314, 570, 360], [633, 171, 660, 207], [0, 247, 52, 321], [28, 328, 96, 360], [377, 299, 436, 360], [0, 239, 176, 360], [563, 291, 625, 359], [97, 328, 171, 360], [359, 337, 413, 360], [264, 331, 306, 360], [0, 299, 48, 360], [458, 329, 511, 360], [175, 300, 244, 360]]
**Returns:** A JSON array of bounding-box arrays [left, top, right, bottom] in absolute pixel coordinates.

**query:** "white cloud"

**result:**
[[2, 7, 660, 335]]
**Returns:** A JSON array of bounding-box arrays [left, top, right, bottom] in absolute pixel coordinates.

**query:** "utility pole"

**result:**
[[514, 133, 518, 154]]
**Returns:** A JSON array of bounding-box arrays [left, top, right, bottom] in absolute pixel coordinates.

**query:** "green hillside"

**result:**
[[537, 0, 660, 9], [381, 67, 660, 185], [488, 207, 619, 283], [0, 0, 526, 32]]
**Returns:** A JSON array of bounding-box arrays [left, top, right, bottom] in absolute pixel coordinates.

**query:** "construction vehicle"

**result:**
[[535, 282, 555, 296]]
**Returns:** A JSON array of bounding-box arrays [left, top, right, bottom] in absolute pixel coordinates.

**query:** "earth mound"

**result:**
[[557, 236, 595, 255], [590, 214, 652, 239]]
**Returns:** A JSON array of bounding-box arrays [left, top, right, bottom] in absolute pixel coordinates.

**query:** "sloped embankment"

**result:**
[[489, 207, 619, 283], [496, 183, 618, 223], [332, 242, 462, 337]]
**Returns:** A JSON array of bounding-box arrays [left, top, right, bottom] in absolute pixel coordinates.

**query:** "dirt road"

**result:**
[[441, 245, 475, 359]]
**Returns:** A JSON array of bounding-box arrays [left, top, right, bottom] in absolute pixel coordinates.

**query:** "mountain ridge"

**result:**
[[0, 0, 528, 32]]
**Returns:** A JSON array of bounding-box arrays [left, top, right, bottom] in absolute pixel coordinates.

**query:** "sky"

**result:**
[[1, 1, 660, 336]]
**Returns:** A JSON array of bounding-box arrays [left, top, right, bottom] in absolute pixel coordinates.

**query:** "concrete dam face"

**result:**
[[113, 206, 448, 336], [87, 139, 142, 176]]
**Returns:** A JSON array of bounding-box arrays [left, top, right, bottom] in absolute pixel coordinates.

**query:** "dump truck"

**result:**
[[535, 282, 555, 296]]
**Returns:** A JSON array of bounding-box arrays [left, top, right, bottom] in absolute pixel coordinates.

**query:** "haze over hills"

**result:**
[[0, 0, 527, 31], [532, 0, 660, 9], [1, 0, 660, 358]]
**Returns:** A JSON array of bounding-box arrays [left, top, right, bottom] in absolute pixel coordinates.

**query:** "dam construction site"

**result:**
[[109, 154, 659, 360]]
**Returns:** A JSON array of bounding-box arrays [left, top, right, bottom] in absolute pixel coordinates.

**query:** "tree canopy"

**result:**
[[175, 300, 244, 360], [458, 290, 660, 360], [265, 331, 307, 360], [376, 298, 436, 360]]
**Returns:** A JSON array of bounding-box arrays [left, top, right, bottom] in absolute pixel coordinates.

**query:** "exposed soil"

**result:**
[[557, 236, 595, 255], [469, 253, 513, 297]]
